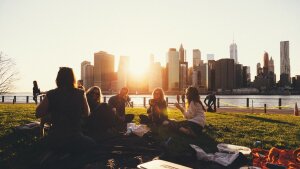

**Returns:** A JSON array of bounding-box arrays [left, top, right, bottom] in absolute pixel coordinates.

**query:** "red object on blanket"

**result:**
[[252, 147, 300, 169]]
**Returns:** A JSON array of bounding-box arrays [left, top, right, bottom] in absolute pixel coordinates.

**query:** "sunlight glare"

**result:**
[[129, 58, 149, 77]]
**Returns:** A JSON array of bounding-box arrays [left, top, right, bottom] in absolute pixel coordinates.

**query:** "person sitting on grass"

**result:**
[[174, 86, 206, 137], [84, 86, 117, 140], [108, 87, 134, 130], [140, 88, 169, 126], [36, 67, 96, 153]]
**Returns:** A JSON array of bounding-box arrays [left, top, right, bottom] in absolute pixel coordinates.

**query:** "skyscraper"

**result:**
[[178, 44, 188, 91], [192, 64, 207, 89], [167, 48, 179, 91], [280, 41, 290, 78], [215, 59, 235, 91], [230, 42, 238, 63], [149, 55, 162, 92], [268, 57, 274, 73], [84, 64, 94, 89], [256, 63, 262, 75], [263, 52, 269, 75], [193, 49, 201, 68], [117, 56, 129, 91], [94, 51, 115, 91], [179, 44, 185, 62], [242, 66, 251, 87], [207, 60, 216, 91], [81, 61, 90, 80]]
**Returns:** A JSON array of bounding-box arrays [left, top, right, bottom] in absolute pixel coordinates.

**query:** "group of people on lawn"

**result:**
[[35, 67, 216, 153]]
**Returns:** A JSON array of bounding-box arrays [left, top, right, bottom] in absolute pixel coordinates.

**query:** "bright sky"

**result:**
[[0, 0, 300, 92]]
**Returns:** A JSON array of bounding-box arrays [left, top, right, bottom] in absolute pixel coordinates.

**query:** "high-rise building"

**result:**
[[257, 63, 262, 75], [254, 52, 276, 91], [230, 43, 238, 63], [192, 64, 207, 88], [207, 54, 214, 61], [94, 51, 115, 91], [84, 64, 94, 89], [235, 64, 243, 88], [263, 52, 269, 75], [81, 61, 91, 81], [167, 48, 179, 91], [179, 62, 188, 91], [242, 66, 251, 87], [280, 41, 290, 79], [117, 56, 129, 92], [193, 49, 201, 68], [149, 61, 162, 92], [215, 59, 235, 91], [178, 44, 188, 91], [268, 57, 274, 73], [161, 67, 168, 92], [207, 60, 216, 91], [179, 44, 185, 62]]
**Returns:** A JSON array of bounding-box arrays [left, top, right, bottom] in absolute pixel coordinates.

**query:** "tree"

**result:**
[[0, 52, 18, 94]]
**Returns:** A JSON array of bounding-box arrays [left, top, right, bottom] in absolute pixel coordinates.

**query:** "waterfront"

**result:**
[[1, 93, 299, 110]]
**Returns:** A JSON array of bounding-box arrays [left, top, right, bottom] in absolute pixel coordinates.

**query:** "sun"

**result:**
[[129, 58, 149, 77]]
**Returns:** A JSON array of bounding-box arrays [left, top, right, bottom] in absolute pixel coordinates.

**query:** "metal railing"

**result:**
[[0, 95, 298, 110]]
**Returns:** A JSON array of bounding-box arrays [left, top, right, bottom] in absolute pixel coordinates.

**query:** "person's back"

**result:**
[[47, 88, 84, 137], [36, 67, 95, 153], [108, 94, 125, 118], [87, 103, 116, 138]]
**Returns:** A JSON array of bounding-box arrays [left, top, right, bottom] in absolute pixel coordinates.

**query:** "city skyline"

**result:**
[[0, 0, 300, 92]]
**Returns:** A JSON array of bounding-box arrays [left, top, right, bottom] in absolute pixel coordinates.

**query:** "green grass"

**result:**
[[1, 104, 300, 169]]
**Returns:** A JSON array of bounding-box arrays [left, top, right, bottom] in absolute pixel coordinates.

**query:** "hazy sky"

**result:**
[[0, 0, 299, 92]]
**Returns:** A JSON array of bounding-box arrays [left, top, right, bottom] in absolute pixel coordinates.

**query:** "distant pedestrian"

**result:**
[[204, 92, 216, 112], [33, 80, 41, 104]]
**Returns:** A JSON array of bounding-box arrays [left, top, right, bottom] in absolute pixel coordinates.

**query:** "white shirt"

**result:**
[[183, 101, 205, 127]]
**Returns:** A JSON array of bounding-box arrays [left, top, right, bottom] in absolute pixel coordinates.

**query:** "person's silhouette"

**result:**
[[33, 81, 41, 104]]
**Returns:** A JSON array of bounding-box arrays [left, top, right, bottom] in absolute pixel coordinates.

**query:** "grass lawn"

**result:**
[[0, 104, 300, 169]]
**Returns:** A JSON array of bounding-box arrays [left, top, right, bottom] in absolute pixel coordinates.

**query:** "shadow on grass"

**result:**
[[223, 113, 296, 126], [243, 115, 296, 126], [0, 121, 43, 169]]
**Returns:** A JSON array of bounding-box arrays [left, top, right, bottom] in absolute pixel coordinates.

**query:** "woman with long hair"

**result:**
[[174, 86, 206, 137], [36, 67, 95, 153], [85, 86, 116, 140], [140, 88, 168, 125]]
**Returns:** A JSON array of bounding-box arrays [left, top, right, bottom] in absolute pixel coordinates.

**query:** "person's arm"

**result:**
[[204, 97, 208, 106], [155, 101, 167, 113], [200, 101, 207, 112], [36, 95, 49, 118], [82, 93, 90, 117], [174, 103, 185, 114]]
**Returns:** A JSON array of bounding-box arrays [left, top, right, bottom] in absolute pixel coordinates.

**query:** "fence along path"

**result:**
[[0, 95, 297, 113]]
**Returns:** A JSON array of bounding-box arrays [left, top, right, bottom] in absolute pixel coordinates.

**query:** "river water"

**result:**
[[1, 93, 299, 109]]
